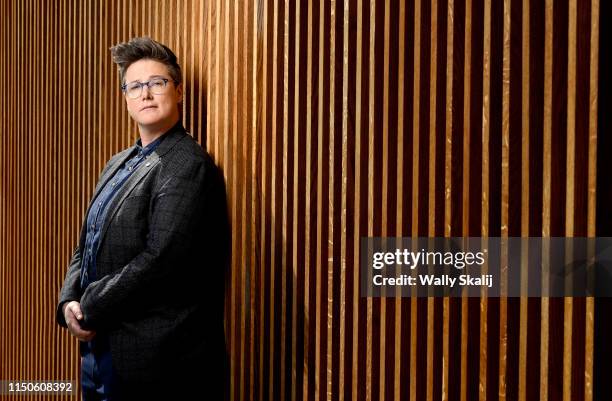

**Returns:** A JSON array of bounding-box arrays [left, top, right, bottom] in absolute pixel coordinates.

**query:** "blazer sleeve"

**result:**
[[79, 158, 207, 329], [56, 246, 83, 328]]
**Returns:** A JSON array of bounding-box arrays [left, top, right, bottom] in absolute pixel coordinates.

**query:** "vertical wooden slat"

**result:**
[[44, 0, 51, 384], [304, 0, 314, 397], [518, 0, 530, 399], [213, 0, 221, 158], [31, 0, 36, 386], [7, 0, 11, 379], [0, 0, 4, 383], [281, 1, 290, 400], [57, 0, 65, 387], [28, 1, 33, 384], [339, 0, 350, 400], [248, 0, 258, 399], [352, 0, 363, 398], [198, 0, 205, 144], [0, 2, 4, 375], [206, 0, 212, 151], [13, 0, 18, 384], [56, 0, 62, 389], [460, 0, 471, 399], [564, 0, 577, 399], [260, 0, 270, 399], [60, 0, 67, 388], [291, 0, 302, 399], [394, 0, 406, 399], [301, 0, 314, 401], [0, 0, 4, 386], [188, 0, 195, 131], [379, 0, 390, 399], [585, 1, 600, 400], [29, 0, 36, 384], [540, 0, 554, 400], [47, 0, 54, 386], [410, 0, 422, 400], [480, 0, 492, 400], [27, 15, 33, 384], [314, 0, 324, 395], [224, 0, 231, 192], [499, 0, 511, 400], [426, 3, 437, 398], [326, 0, 337, 400], [442, 1, 454, 398], [233, 2, 244, 400], [270, 0, 280, 400], [365, 1, 376, 400], [238, 0, 252, 398], [232, 2, 246, 397], [18, 0, 23, 382]]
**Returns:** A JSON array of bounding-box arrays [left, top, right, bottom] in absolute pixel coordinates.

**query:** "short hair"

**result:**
[[110, 37, 182, 85]]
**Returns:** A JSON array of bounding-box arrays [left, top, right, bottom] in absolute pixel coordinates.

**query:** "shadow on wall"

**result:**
[[194, 148, 231, 400]]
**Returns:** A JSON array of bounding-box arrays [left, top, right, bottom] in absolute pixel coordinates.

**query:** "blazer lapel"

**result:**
[[94, 127, 187, 254]]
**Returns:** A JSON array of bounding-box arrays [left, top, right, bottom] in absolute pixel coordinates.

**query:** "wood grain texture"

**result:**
[[0, 1, 602, 400]]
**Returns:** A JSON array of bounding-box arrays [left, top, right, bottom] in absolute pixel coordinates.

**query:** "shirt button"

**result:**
[[145, 162, 151, 167], [91, 224, 94, 229], [128, 166, 133, 171], [112, 182, 116, 186], [98, 202, 102, 206]]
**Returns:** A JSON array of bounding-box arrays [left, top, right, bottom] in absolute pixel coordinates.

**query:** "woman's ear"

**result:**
[[176, 82, 183, 104]]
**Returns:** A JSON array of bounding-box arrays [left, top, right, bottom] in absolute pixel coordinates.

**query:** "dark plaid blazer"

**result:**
[[57, 123, 229, 396]]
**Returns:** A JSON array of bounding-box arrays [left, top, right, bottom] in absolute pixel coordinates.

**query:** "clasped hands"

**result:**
[[62, 301, 96, 342]]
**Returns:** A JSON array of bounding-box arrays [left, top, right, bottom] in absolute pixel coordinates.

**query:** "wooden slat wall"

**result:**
[[0, 1, 602, 401]]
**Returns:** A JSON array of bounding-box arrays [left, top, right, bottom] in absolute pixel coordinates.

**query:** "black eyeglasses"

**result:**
[[121, 77, 177, 99]]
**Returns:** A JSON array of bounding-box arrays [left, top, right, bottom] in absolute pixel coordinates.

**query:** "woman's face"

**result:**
[[123, 59, 182, 133]]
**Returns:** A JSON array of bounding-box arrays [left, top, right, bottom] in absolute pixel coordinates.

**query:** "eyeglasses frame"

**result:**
[[120, 77, 178, 99]]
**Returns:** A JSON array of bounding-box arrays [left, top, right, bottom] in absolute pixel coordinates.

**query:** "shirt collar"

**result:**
[[135, 134, 163, 157], [134, 121, 182, 157]]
